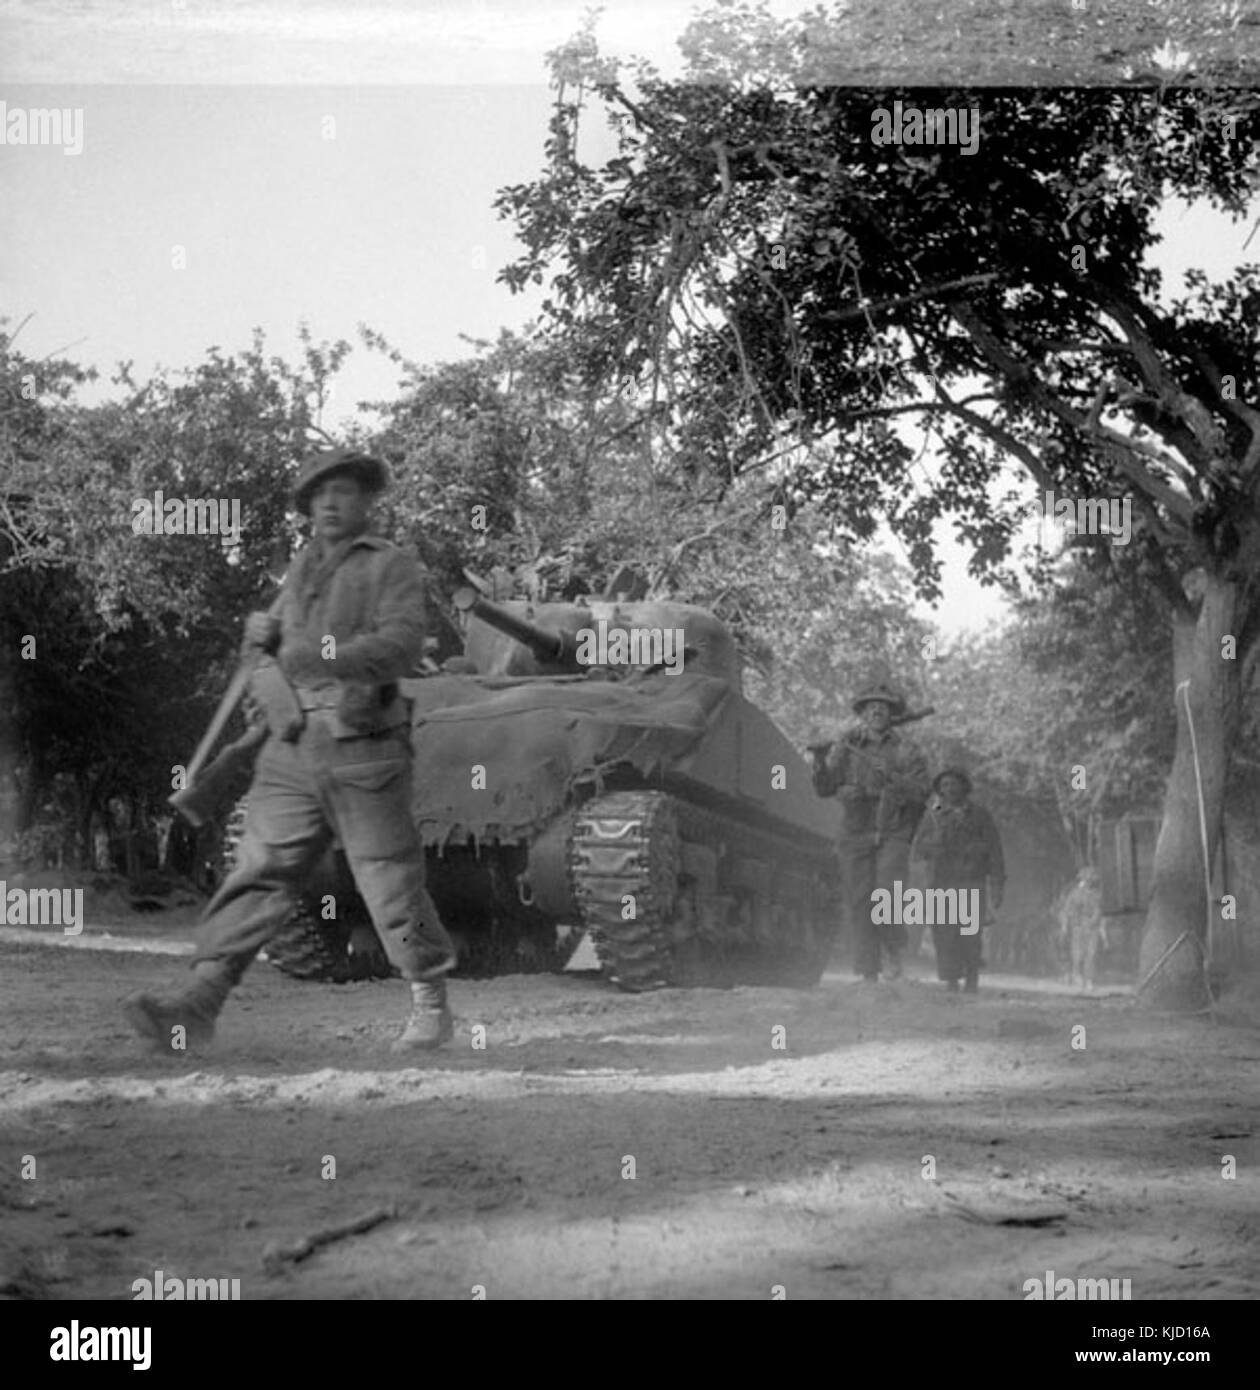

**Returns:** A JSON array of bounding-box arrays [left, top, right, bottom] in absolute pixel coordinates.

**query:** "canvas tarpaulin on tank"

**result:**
[[407, 671, 731, 845]]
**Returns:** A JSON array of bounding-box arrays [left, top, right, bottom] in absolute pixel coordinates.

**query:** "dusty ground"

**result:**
[[1, 918, 1257, 1302]]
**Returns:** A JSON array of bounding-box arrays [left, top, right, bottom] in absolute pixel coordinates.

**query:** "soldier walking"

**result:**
[[1057, 865, 1108, 991], [910, 768, 1005, 993], [125, 447, 458, 1052], [813, 682, 929, 982]]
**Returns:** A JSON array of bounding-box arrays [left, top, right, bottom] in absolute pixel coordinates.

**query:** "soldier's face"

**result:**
[[938, 775, 968, 805], [311, 474, 371, 542], [860, 700, 892, 733]]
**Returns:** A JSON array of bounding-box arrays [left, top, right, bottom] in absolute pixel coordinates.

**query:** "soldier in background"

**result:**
[[910, 768, 1005, 993], [125, 447, 458, 1052], [1057, 864, 1108, 991], [813, 682, 929, 982]]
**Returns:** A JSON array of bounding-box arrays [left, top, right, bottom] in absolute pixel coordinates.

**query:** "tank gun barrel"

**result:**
[[453, 586, 579, 666]]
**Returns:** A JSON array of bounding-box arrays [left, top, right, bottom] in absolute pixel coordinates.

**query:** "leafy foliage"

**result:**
[[0, 322, 340, 859], [498, 24, 1260, 649]]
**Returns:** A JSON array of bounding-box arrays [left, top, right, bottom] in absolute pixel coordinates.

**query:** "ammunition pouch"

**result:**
[[811, 742, 849, 798], [812, 756, 841, 798], [248, 657, 305, 742], [293, 680, 405, 739], [337, 680, 400, 735]]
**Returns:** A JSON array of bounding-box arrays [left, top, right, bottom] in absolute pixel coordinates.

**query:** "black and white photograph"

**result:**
[[1, 0, 1257, 1348]]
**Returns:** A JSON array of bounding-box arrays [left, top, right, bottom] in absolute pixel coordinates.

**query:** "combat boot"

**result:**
[[392, 978, 454, 1052], [123, 961, 233, 1052]]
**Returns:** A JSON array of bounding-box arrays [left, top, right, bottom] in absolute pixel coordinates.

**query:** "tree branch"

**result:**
[[947, 298, 1196, 528], [1186, 344, 1260, 478], [817, 273, 1000, 323], [1098, 292, 1226, 464]]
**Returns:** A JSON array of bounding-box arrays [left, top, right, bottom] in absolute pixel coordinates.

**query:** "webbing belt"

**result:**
[[294, 687, 341, 712]]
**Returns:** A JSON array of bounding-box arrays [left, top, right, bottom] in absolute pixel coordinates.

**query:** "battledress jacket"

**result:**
[[814, 727, 929, 845], [273, 532, 429, 739], [910, 799, 1006, 890]]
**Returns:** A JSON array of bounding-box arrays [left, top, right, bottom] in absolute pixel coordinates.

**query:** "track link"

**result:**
[[570, 791, 678, 991], [570, 789, 839, 992]]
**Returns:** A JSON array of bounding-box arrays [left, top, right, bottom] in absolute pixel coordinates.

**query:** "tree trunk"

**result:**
[[16, 739, 45, 839], [1138, 573, 1240, 1011], [73, 772, 93, 873]]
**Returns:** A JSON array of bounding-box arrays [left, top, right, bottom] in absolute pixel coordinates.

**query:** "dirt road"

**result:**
[[1, 924, 1257, 1300]]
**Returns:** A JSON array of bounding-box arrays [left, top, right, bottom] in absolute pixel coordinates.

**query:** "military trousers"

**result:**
[[843, 835, 911, 978], [931, 919, 982, 985], [192, 717, 454, 984], [928, 878, 988, 984]]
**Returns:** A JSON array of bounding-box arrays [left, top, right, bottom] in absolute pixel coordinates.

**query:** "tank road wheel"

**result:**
[[570, 791, 679, 991], [765, 875, 837, 987], [672, 802, 839, 989], [739, 866, 830, 987], [261, 908, 366, 983], [219, 795, 391, 984], [664, 875, 729, 988]]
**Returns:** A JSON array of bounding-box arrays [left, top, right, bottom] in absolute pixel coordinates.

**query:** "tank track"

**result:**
[[570, 789, 838, 992]]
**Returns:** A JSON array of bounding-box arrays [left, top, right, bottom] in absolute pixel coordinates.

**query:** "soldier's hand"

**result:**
[[279, 637, 328, 681], [826, 743, 850, 778], [243, 611, 280, 653]]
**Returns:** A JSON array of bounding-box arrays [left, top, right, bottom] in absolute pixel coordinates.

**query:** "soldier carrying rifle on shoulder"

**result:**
[[810, 682, 930, 984]]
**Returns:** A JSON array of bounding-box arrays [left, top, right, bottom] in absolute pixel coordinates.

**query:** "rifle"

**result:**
[[168, 593, 286, 829], [808, 706, 934, 810], [807, 705, 935, 761]]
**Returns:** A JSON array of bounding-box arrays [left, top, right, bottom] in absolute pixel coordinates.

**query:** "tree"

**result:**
[[365, 326, 928, 711], [497, 7, 1260, 1008], [926, 552, 1176, 861], [0, 321, 341, 867]]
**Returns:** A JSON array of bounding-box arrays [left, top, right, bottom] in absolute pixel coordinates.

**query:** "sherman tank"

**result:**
[[226, 584, 843, 991]]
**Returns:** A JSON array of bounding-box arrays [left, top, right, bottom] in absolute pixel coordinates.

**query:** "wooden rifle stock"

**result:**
[[168, 722, 268, 828], [807, 705, 935, 760], [168, 592, 285, 828]]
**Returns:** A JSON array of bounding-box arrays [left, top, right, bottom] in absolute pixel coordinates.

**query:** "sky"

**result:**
[[2, 0, 1256, 638]]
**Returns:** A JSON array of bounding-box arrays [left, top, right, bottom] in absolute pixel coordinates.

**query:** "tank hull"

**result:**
[[404, 662, 842, 987]]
